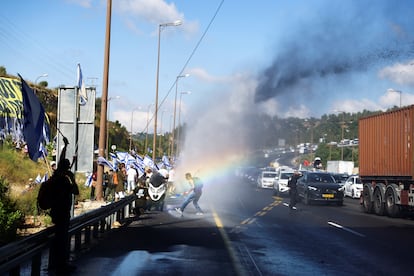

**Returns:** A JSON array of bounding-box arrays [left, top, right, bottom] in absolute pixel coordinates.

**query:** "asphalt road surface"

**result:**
[[67, 169, 414, 276]]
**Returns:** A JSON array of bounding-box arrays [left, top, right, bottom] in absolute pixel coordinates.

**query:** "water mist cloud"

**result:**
[[176, 74, 257, 181]]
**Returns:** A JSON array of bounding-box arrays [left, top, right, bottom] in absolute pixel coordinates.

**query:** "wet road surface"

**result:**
[[63, 172, 414, 276]]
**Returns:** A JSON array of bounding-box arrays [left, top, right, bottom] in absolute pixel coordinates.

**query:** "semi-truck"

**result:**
[[359, 105, 414, 217]]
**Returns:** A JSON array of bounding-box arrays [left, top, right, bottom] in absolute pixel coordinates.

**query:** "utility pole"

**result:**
[[96, 0, 112, 201]]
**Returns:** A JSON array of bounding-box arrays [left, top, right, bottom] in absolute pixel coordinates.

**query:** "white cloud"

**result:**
[[186, 67, 233, 83], [114, 109, 149, 135], [66, 0, 93, 8], [331, 98, 384, 114], [330, 88, 414, 114], [378, 59, 414, 86], [114, 0, 198, 35]]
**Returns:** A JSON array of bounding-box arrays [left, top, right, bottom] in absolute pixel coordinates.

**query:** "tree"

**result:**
[[38, 80, 48, 87], [0, 66, 7, 76], [0, 177, 24, 245]]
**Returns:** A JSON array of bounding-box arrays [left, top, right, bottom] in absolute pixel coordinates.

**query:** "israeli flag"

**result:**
[[77, 63, 88, 105]]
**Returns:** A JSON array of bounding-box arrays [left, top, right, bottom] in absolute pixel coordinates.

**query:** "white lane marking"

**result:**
[[328, 221, 366, 237], [283, 202, 297, 209]]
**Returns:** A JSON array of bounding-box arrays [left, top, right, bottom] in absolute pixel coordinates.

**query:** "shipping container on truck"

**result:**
[[359, 105, 414, 217]]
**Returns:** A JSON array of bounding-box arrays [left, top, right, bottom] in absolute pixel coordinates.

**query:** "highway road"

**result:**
[[70, 168, 414, 276]]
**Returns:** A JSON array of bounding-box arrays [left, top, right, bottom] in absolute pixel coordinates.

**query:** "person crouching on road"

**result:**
[[175, 172, 204, 216]]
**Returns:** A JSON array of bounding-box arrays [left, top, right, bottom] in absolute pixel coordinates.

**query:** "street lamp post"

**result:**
[[333, 110, 346, 160], [158, 109, 167, 155], [172, 74, 189, 158], [35, 73, 48, 84], [145, 104, 154, 155], [129, 106, 142, 152], [168, 113, 173, 157], [176, 91, 191, 156], [387, 88, 402, 108], [153, 19, 182, 162], [106, 96, 120, 158]]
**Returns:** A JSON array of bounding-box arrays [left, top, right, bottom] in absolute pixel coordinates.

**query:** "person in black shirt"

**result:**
[[49, 137, 79, 273], [288, 171, 301, 210]]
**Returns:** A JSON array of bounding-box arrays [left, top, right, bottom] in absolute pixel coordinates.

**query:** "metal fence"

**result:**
[[0, 195, 137, 275]]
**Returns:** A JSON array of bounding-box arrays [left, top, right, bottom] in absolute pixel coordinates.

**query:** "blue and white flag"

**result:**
[[97, 156, 116, 171], [116, 151, 128, 164], [41, 172, 48, 183], [35, 173, 42, 184], [19, 74, 49, 161], [143, 155, 155, 169], [77, 63, 87, 105], [84, 173, 93, 187], [162, 154, 172, 169]]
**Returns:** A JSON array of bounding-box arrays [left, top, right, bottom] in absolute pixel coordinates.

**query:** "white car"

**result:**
[[273, 170, 294, 196], [344, 175, 363, 199], [257, 171, 278, 189]]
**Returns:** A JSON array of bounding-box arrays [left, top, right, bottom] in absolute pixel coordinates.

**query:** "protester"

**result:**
[[49, 137, 79, 273], [288, 170, 301, 210], [108, 169, 118, 201], [175, 172, 204, 216], [167, 166, 176, 197], [115, 163, 126, 200], [144, 166, 153, 187], [126, 164, 137, 194], [50, 161, 57, 173], [90, 161, 98, 200]]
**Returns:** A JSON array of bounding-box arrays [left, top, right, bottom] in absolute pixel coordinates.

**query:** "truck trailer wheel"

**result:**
[[385, 185, 400, 218], [373, 187, 385, 216], [362, 184, 373, 213]]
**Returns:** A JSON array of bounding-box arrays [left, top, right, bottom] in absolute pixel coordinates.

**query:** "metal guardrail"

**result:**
[[0, 195, 137, 275]]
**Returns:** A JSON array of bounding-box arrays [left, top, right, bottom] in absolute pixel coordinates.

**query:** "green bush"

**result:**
[[14, 185, 40, 216], [0, 177, 24, 245]]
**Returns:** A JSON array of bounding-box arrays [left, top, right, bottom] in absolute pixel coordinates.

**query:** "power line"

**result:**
[[140, 0, 225, 134]]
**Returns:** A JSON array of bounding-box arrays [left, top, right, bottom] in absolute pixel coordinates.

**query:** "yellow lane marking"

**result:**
[[212, 208, 247, 276]]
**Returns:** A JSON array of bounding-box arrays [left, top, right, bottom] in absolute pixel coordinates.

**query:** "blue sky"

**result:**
[[1, 0, 414, 137]]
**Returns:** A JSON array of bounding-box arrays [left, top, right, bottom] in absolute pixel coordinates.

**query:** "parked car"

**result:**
[[343, 175, 363, 199], [257, 171, 278, 189], [273, 169, 294, 196], [297, 171, 344, 205]]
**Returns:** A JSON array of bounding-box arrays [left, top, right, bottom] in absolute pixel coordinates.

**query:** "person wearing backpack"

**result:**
[[175, 172, 204, 216], [48, 137, 79, 273]]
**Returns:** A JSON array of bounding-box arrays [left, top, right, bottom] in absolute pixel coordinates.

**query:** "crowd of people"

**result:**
[[43, 138, 205, 274], [88, 162, 179, 204]]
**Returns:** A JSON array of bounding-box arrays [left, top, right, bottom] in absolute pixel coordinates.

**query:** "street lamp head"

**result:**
[[35, 73, 48, 84], [172, 19, 182, 26], [181, 91, 191, 95], [387, 88, 402, 94], [177, 73, 190, 79], [109, 95, 121, 101], [161, 19, 182, 28]]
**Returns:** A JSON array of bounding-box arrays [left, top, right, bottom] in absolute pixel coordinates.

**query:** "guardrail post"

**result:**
[[32, 252, 41, 275]]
